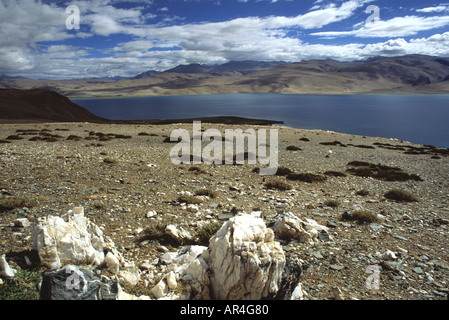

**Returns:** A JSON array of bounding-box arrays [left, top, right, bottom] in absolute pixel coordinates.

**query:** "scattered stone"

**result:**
[[269, 211, 329, 244], [332, 286, 345, 300], [39, 265, 119, 300], [151, 279, 168, 299], [0, 254, 17, 278], [394, 235, 409, 242], [14, 218, 31, 228], [119, 267, 141, 287], [369, 223, 383, 232], [290, 283, 305, 300], [330, 264, 344, 271], [413, 267, 423, 274], [380, 250, 397, 261], [165, 224, 194, 244]]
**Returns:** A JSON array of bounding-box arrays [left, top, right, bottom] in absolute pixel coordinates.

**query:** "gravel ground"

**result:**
[[1, 122, 448, 300]]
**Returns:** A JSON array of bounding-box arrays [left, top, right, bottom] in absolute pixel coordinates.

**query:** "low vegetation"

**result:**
[[355, 190, 370, 196], [0, 268, 42, 300], [195, 222, 223, 246], [103, 158, 117, 164], [286, 172, 327, 183], [177, 195, 203, 204], [194, 189, 218, 199], [339, 210, 379, 224], [384, 189, 420, 203], [346, 161, 422, 182], [264, 179, 293, 191], [0, 196, 35, 213], [323, 200, 340, 208], [324, 171, 347, 177]]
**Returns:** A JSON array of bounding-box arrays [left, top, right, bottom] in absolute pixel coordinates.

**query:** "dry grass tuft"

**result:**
[[195, 188, 218, 198], [384, 189, 420, 203], [287, 172, 327, 183], [339, 210, 379, 224], [264, 179, 293, 191]]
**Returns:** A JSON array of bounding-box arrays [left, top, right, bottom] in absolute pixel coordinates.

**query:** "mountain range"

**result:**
[[1, 55, 449, 98]]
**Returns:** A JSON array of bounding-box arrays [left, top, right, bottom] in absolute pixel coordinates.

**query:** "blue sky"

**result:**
[[1, 0, 449, 79]]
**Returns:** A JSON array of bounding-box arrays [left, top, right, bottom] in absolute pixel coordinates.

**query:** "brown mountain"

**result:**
[[0, 89, 108, 123], [1, 55, 449, 98]]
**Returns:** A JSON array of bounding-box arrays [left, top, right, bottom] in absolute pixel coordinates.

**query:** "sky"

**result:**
[[1, 0, 449, 79]]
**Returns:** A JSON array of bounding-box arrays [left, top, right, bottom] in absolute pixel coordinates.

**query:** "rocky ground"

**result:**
[[0, 121, 448, 300]]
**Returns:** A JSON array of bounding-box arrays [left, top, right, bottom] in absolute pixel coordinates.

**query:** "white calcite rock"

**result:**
[[0, 254, 17, 278], [270, 212, 328, 244], [151, 279, 168, 299], [105, 252, 120, 274], [31, 207, 122, 269], [208, 214, 286, 300], [165, 224, 193, 244]]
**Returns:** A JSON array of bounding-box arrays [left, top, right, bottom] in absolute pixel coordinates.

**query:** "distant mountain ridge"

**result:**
[[132, 60, 287, 78], [1, 55, 449, 97]]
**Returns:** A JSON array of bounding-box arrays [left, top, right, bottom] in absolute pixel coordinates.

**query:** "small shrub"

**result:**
[[351, 211, 379, 224], [287, 173, 327, 183], [299, 137, 310, 142], [347, 161, 371, 167], [0, 196, 35, 213], [384, 189, 419, 203], [98, 135, 111, 141], [276, 167, 294, 176], [339, 210, 379, 224], [264, 179, 293, 191], [177, 195, 203, 204], [113, 134, 132, 139], [346, 161, 422, 182], [355, 190, 370, 196], [324, 171, 347, 177], [138, 132, 150, 136], [286, 145, 302, 151], [103, 158, 117, 164], [138, 222, 173, 245], [43, 137, 59, 143], [195, 189, 218, 198], [66, 135, 82, 141], [6, 135, 23, 140], [320, 141, 345, 146], [188, 166, 207, 174], [0, 139, 11, 144], [195, 222, 223, 246], [324, 200, 340, 208]]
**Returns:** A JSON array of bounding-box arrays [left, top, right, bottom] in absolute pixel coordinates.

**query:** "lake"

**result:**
[[73, 94, 449, 148]]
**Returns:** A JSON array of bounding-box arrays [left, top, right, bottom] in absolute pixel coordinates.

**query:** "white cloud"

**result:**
[[416, 5, 449, 13], [312, 15, 449, 38], [2, 0, 449, 79]]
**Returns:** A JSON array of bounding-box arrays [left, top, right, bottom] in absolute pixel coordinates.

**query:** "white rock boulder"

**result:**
[[208, 214, 286, 300], [31, 207, 122, 269], [0, 254, 17, 278], [270, 211, 329, 244]]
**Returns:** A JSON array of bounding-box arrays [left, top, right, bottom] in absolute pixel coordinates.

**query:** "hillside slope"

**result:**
[[0, 89, 108, 122]]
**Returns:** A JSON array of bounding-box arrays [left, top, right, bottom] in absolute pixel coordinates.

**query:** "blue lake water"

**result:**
[[73, 94, 449, 148]]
